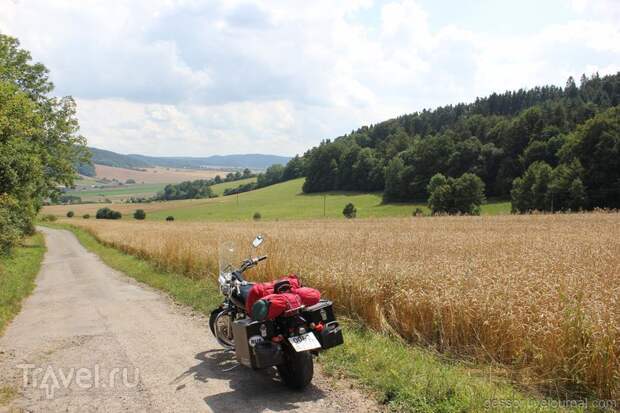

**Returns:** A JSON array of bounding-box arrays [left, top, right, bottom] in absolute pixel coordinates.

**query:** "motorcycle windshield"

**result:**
[[219, 241, 238, 275]]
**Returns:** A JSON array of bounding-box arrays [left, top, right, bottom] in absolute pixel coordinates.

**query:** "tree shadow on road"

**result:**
[[171, 350, 327, 413]]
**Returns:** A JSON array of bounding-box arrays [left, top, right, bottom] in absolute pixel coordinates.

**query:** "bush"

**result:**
[[343, 203, 357, 218], [133, 209, 146, 220], [40, 214, 57, 222], [413, 207, 424, 217], [96, 207, 122, 220], [66, 211, 74, 218], [253, 212, 262, 221], [83, 214, 90, 219], [166, 216, 174, 222], [427, 173, 485, 215], [125, 179, 136, 184]]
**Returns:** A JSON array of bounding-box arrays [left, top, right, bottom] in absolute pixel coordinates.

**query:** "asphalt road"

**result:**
[[0, 227, 376, 413]]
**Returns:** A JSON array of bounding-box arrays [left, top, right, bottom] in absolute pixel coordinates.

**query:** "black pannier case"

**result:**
[[232, 318, 282, 369], [302, 300, 336, 324], [302, 300, 344, 349]]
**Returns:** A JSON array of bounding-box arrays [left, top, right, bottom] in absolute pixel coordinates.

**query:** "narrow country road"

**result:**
[[0, 227, 376, 413]]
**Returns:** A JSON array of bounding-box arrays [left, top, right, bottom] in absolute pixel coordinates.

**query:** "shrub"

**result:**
[[343, 203, 357, 218], [133, 209, 146, 220], [413, 207, 424, 217], [40, 214, 57, 222], [166, 216, 174, 222], [125, 179, 136, 184], [83, 214, 90, 219], [66, 211, 74, 218], [253, 212, 262, 221], [96, 207, 122, 220]]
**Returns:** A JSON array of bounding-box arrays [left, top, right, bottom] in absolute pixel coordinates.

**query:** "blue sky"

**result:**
[[1, 0, 619, 157]]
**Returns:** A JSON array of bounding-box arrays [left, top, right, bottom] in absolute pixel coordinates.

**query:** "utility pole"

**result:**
[[237, 192, 239, 207]]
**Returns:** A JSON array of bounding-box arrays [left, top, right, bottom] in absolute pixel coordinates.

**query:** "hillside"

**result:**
[[82, 147, 291, 172], [44, 178, 510, 220], [298, 72, 620, 211]]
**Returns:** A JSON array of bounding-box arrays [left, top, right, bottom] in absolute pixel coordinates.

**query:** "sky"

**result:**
[[1, 0, 619, 157]]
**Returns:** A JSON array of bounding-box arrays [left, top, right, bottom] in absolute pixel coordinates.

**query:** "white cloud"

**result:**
[[1, 0, 619, 156]]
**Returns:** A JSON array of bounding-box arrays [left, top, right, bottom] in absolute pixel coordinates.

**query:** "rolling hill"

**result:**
[[83, 147, 291, 173]]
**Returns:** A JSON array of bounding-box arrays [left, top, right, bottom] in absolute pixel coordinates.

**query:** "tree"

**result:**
[[242, 168, 252, 178], [96, 207, 122, 220], [133, 209, 146, 220], [559, 107, 620, 208], [342, 203, 357, 218], [383, 157, 405, 202], [511, 162, 552, 212], [256, 164, 285, 188], [0, 34, 87, 252], [282, 155, 305, 181], [427, 173, 485, 215]]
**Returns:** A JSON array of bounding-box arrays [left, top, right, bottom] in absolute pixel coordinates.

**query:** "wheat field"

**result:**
[[63, 213, 620, 401]]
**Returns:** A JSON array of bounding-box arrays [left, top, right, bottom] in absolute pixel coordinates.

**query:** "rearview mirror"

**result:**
[[252, 235, 264, 248]]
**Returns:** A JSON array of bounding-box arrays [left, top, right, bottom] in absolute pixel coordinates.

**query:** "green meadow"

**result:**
[[147, 178, 511, 221]]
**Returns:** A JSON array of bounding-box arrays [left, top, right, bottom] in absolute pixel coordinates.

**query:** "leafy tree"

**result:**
[[133, 209, 146, 220], [0, 34, 87, 252], [427, 173, 485, 215], [511, 162, 553, 212], [383, 157, 405, 202], [559, 107, 620, 208], [282, 155, 305, 181], [256, 164, 285, 188], [96, 207, 122, 220], [342, 203, 357, 218]]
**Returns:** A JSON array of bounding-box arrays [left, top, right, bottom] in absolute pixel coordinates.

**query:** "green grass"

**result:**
[[210, 177, 257, 196], [0, 233, 46, 335], [42, 223, 585, 412], [147, 178, 510, 221], [68, 183, 166, 201]]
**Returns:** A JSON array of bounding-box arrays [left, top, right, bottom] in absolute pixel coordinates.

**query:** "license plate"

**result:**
[[288, 332, 321, 352]]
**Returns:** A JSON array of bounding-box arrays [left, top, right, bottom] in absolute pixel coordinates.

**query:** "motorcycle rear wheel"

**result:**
[[277, 349, 313, 390]]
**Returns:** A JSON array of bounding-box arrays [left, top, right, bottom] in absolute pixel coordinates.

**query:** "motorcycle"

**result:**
[[209, 235, 343, 389]]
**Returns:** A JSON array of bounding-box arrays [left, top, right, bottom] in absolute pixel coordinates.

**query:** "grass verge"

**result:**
[[42, 223, 587, 412], [0, 233, 46, 335]]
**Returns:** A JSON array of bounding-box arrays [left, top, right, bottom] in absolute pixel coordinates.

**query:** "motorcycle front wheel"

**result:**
[[209, 308, 235, 350], [277, 348, 314, 390]]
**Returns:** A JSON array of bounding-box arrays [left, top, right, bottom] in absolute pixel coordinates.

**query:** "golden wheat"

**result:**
[[64, 213, 620, 400]]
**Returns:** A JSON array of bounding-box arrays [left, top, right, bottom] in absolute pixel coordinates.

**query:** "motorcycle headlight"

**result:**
[[220, 283, 230, 295]]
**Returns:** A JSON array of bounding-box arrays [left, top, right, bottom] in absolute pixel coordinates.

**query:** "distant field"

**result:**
[[93, 164, 226, 184], [68, 183, 166, 202], [45, 178, 511, 220]]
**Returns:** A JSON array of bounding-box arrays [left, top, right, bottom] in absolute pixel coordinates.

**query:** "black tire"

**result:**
[[209, 308, 220, 336], [277, 349, 314, 390]]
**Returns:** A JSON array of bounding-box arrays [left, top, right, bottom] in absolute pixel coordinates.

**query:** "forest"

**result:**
[[297, 73, 620, 211]]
